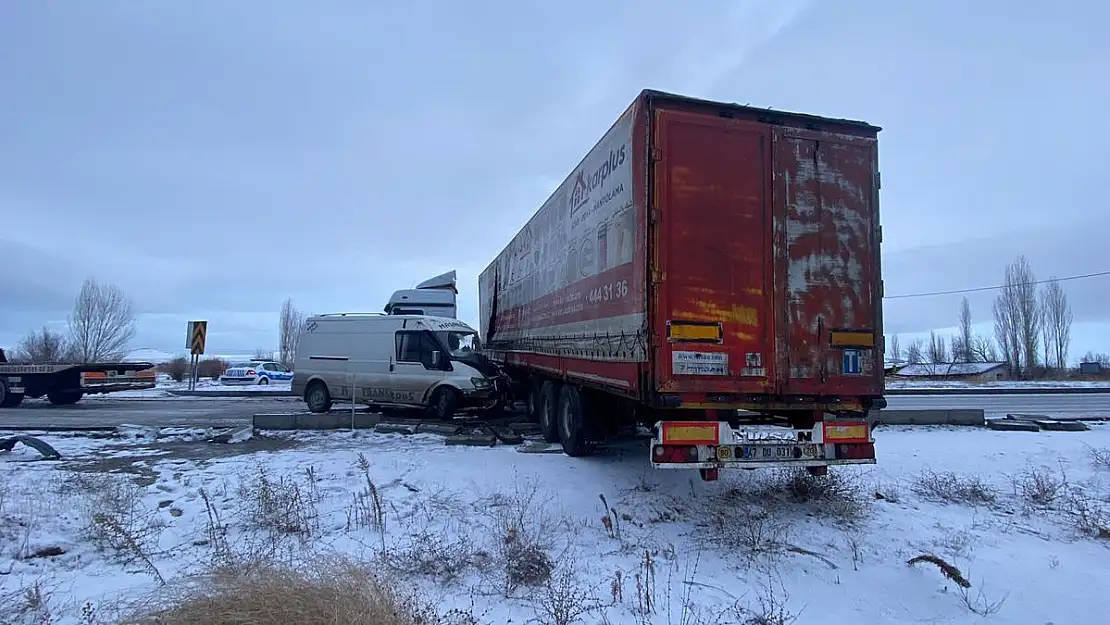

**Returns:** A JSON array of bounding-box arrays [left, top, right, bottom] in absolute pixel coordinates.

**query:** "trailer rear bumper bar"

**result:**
[[650, 419, 876, 471]]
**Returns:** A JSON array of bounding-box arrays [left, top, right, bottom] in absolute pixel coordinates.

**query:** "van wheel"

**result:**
[[305, 381, 332, 413], [538, 381, 560, 443], [431, 387, 459, 421], [558, 385, 596, 457], [47, 391, 83, 406]]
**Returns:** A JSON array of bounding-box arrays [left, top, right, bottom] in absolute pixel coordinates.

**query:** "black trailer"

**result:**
[[0, 347, 156, 407]]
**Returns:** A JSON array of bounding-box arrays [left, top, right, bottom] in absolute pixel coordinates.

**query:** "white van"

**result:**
[[291, 313, 504, 418]]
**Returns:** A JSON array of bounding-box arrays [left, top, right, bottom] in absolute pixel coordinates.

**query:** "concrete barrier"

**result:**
[[253, 412, 381, 430], [868, 409, 985, 427]]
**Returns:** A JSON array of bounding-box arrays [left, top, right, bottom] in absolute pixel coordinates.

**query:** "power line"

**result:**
[[884, 269, 1110, 300]]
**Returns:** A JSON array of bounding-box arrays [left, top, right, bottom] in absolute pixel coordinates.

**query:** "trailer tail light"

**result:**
[[823, 421, 870, 444], [652, 445, 700, 463], [836, 443, 875, 460], [661, 422, 719, 445]]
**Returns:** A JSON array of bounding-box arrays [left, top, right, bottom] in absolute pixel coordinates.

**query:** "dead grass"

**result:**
[[912, 470, 997, 506], [1059, 482, 1110, 539], [61, 472, 166, 583], [1011, 464, 1065, 510], [236, 464, 322, 540], [703, 469, 868, 568], [123, 555, 475, 625], [1088, 446, 1110, 471]]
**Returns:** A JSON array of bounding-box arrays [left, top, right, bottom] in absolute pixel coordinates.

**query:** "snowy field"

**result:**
[[2, 424, 1109, 624]]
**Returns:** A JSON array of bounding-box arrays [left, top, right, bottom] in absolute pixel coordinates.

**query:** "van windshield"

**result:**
[[440, 331, 478, 357]]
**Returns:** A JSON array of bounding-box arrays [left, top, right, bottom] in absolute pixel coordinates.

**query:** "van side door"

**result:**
[[390, 330, 446, 405]]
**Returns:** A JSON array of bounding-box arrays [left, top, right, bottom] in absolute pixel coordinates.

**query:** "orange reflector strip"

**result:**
[[667, 322, 723, 343], [824, 422, 870, 443], [661, 422, 719, 445], [82, 372, 107, 379], [829, 330, 875, 348]]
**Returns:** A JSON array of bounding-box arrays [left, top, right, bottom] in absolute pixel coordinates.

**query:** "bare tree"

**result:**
[[906, 338, 925, 364], [927, 331, 949, 364], [279, 298, 307, 369], [254, 347, 275, 361], [1081, 351, 1110, 366], [993, 256, 1039, 377], [67, 277, 137, 363], [889, 334, 902, 362], [954, 297, 974, 363], [969, 335, 998, 363], [14, 326, 70, 363], [1040, 278, 1072, 371]]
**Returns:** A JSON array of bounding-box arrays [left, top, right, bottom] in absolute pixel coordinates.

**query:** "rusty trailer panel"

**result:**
[[773, 129, 882, 398], [646, 91, 882, 409]]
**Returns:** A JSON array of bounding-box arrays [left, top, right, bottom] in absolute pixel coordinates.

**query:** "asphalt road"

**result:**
[[0, 393, 1107, 430]]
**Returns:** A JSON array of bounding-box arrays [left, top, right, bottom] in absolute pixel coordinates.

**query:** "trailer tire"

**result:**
[[0, 380, 25, 408], [538, 381, 560, 443], [558, 385, 597, 457], [47, 391, 83, 406], [430, 387, 459, 421], [305, 381, 333, 413]]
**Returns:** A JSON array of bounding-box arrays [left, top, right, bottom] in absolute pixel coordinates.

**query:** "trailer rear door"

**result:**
[[772, 129, 882, 398], [650, 108, 775, 395]]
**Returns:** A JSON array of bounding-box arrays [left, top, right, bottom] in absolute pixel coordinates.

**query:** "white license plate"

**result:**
[[736, 445, 811, 460]]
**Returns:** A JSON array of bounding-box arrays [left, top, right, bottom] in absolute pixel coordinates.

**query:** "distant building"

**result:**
[[1079, 361, 1103, 375], [891, 362, 1010, 382]]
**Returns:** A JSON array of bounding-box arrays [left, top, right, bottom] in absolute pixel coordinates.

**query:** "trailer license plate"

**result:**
[[738, 445, 799, 460]]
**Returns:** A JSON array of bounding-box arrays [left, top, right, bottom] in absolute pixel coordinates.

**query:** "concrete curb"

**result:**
[[169, 390, 297, 398], [869, 409, 985, 426]]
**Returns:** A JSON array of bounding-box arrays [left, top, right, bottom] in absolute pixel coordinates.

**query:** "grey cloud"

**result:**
[[1, 0, 1108, 355]]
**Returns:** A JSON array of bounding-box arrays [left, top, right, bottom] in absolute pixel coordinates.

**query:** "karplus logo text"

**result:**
[[569, 143, 627, 215]]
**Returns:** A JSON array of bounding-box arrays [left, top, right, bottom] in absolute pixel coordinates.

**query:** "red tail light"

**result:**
[[652, 445, 700, 463], [836, 443, 875, 460], [247, 369, 256, 375]]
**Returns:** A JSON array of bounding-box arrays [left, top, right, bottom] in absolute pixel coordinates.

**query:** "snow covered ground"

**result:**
[[2, 424, 1109, 624]]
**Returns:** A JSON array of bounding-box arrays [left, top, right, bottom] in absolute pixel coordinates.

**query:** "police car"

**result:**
[[219, 360, 293, 385]]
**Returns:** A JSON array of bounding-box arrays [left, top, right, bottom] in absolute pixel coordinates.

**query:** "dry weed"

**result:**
[[1088, 446, 1110, 471], [236, 464, 321, 539], [1011, 464, 1065, 509], [64, 473, 166, 583], [912, 470, 997, 506], [123, 555, 472, 625], [529, 564, 604, 625]]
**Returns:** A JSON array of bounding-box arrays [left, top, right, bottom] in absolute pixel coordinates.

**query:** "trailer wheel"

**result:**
[[558, 385, 597, 457], [305, 381, 333, 413], [47, 391, 83, 406], [0, 380, 25, 408], [537, 381, 560, 443]]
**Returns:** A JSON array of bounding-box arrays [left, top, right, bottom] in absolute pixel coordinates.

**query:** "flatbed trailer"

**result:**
[[0, 348, 156, 407]]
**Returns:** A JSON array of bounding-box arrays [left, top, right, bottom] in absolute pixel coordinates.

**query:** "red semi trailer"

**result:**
[[478, 90, 885, 480]]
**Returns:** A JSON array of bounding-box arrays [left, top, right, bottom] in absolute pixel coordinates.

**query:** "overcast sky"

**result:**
[[2, 1, 1108, 360]]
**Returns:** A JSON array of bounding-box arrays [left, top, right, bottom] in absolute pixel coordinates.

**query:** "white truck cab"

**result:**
[[292, 313, 503, 418]]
